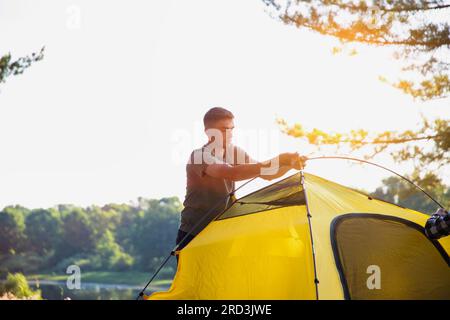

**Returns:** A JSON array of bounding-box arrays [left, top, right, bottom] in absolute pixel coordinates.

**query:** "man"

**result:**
[[425, 208, 450, 240], [176, 107, 306, 253]]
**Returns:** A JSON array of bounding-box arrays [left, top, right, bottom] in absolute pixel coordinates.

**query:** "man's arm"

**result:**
[[258, 153, 306, 181], [205, 162, 266, 181], [205, 153, 305, 182], [260, 165, 293, 181], [424, 208, 450, 240]]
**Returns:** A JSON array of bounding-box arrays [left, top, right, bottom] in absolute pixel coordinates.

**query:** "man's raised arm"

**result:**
[[205, 153, 306, 182]]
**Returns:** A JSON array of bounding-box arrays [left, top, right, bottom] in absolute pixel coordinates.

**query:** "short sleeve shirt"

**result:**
[[179, 143, 251, 235]]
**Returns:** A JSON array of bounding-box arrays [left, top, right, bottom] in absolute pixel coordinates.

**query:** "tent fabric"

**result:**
[[147, 172, 450, 300], [149, 205, 316, 299]]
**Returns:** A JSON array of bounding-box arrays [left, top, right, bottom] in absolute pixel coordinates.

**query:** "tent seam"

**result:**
[[301, 171, 320, 300]]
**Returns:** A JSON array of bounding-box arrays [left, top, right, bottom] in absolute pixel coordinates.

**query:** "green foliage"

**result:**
[[267, 1, 449, 194], [52, 253, 97, 273], [392, 118, 450, 170], [25, 209, 62, 254], [0, 252, 51, 276], [277, 116, 449, 178], [0, 206, 26, 254], [95, 230, 134, 271], [60, 208, 97, 258], [371, 171, 450, 214], [0, 196, 181, 276], [130, 197, 181, 269], [264, 0, 450, 100], [0, 47, 45, 86], [0, 273, 41, 299]]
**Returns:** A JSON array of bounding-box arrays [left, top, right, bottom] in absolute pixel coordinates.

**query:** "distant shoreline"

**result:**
[[23, 271, 173, 288], [26, 279, 169, 291]]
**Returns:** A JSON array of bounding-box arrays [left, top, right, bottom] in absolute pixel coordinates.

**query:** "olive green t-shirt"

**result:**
[[179, 143, 251, 235]]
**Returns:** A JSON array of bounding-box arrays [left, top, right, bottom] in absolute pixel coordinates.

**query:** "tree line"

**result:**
[[0, 197, 180, 277]]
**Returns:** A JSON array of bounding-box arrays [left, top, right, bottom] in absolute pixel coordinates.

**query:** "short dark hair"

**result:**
[[203, 107, 234, 128]]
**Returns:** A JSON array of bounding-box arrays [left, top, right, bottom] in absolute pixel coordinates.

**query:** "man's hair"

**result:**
[[203, 107, 234, 128]]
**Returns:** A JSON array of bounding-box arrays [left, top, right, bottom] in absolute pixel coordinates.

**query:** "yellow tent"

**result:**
[[147, 172, 450, 300]]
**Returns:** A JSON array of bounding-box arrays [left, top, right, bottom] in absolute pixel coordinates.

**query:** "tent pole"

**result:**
[[300, 170, 320, 300], [306, 156, 444, 209]]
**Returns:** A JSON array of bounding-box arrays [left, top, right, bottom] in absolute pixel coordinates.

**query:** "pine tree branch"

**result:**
[[283, 15, 450, 47], [322, 1, 450, 13]]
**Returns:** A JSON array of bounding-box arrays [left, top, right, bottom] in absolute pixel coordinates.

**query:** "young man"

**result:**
[[425, 208, 450, 240], [176, 107, 306, 252]]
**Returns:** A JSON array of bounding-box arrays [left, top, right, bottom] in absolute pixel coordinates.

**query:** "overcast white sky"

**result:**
[[0, 0, 448, 209]]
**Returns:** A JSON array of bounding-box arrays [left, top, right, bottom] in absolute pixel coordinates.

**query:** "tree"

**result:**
[[263, 0, 450, 100], [86, 205, 121, 241], [0, 273, 41, 300], [0, 206, 27, 254], [114, 204, 140, 254], [25, 209, 62, 254], [95, 230, 134, 271], [0, 195, 186, 277], [58, 208, 96, 258], [277, 117, 449, 172], [262, 1, 449, 178], [0, 47, 45, 86], [131, 197, 181, 270], [371, 170, 450, 213]]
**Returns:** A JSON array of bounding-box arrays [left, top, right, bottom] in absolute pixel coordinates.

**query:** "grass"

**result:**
[[27, 271, 172, 287]]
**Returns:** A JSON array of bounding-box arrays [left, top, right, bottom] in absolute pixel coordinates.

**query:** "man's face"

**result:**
[[205, 118, 235, 147]]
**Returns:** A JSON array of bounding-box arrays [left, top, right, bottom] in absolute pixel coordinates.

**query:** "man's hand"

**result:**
[[279, 152, 307, 170], [292, 155, 307, 170], [279, 152, 298, 166]]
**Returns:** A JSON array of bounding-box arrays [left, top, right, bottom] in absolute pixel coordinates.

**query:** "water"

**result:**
[[29, 282, 168, 300]]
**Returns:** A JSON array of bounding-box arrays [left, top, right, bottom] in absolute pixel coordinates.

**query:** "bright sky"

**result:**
[[0, 0, 448, 209]]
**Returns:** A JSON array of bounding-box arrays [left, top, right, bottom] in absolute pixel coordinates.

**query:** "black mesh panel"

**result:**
[[217, 173, 305, 220], [332, 214, 450, 300]]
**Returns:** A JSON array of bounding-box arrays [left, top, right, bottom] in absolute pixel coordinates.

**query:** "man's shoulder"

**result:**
[[187, 146, 208, 165], [186, 144, 248, 165], [189, 146, 205, 156]]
